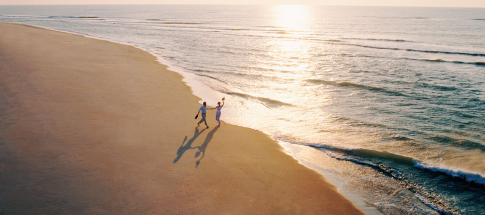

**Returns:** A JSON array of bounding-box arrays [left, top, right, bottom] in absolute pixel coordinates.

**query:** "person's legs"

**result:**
[[201, 113, 207, 126], [215, 112, 221, 125], [198, 113, 206, 124]]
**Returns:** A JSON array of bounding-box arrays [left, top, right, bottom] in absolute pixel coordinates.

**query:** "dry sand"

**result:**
[[0, 22, 364, 214]]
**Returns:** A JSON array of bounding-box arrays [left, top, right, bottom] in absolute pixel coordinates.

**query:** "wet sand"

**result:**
[[0, 22, 364, 214]]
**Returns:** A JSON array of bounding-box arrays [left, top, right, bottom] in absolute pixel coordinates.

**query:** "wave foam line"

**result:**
[[414, 161, 485, 186], [304, 145, 458, 214], [48, 15, 100, 19], [350, 44, 485, 57], [415, 194, 454, 215], [343, 37, 413, 43], [307, 79, 407, 97], [221, 90, 292, 107], [410, 58, 485, 67]]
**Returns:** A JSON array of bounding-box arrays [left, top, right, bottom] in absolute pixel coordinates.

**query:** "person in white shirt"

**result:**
[[215, 97, 225, 127], [197, 102, 210, 128]]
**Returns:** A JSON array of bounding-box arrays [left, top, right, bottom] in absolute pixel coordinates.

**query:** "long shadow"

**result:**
[[194, 126, 219, 168], [173, 127, 206, 163]]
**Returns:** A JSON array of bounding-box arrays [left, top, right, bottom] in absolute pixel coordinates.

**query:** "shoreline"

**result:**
[[0, 22, 365, 214], [0, 21, 380, 214]]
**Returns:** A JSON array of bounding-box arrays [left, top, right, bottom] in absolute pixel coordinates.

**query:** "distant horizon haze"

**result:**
[[0, 0, 484, 8]]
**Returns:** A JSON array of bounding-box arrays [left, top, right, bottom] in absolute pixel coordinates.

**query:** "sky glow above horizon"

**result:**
[[0, 0, 484, 8]]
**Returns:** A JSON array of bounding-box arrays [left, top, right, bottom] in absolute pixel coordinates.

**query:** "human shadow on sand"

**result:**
[[194, 126, 219, 168], [173, 127, 206, 164]]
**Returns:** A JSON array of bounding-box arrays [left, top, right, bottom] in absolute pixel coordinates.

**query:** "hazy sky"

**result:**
[[1, 0, 484, 8]]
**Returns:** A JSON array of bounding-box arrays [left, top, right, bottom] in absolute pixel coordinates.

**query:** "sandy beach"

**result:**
[[0, 22, 364, 214]]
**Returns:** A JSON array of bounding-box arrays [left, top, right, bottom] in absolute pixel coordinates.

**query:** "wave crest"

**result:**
[[349, 44, 485, 57], [304, 145, 461, 214], [407, 58, 485, 67], [307, 79, 406, 96], [48, 15, 99, 19], [414, 161, 485, 185], [223, 91, 292, 107]]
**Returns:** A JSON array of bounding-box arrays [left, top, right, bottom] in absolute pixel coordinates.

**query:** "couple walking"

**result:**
[[196, 97, 225, 128]]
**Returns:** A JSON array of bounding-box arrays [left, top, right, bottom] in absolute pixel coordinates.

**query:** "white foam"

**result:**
[[414, 161, 485, 185]]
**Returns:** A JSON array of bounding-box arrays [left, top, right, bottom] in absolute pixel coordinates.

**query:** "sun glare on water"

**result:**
[[266, 5, 314, 73]]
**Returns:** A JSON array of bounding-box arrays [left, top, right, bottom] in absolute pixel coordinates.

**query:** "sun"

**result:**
[[273, 5, 311, 31]]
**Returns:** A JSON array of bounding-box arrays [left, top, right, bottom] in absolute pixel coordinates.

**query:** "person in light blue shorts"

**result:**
[[215, 97, 225, 127], [197, 101, 213, 128]]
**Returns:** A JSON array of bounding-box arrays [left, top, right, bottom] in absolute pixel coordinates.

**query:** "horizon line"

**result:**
[[0, 4, 484, 8]]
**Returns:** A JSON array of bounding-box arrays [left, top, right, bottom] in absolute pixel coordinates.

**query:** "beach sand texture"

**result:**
[[0, 22, 364, 214]]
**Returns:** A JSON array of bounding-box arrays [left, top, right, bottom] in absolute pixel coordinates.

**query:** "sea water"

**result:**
[[1, 5, 484, 214]]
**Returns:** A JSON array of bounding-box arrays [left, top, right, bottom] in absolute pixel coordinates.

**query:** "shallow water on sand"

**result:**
[[1, 5, 485, 214]]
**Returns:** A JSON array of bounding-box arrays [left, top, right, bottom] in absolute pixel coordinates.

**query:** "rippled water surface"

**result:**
[[1, 5, 484, 214]]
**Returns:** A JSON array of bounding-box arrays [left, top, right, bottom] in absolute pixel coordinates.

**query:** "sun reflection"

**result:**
[[265, 5, 313, 74]]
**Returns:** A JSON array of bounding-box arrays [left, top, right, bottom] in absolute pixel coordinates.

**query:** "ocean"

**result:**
[[1, 5, 484, 214]]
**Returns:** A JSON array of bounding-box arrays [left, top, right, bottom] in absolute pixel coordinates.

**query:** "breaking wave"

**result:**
[[349, 44, 485, 57], [307, 79, 407, 96], [222, 91, 292, 107], [303, 145, 459, 214], [48, 15, 100, 19], [414, 161, 485, 186]]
